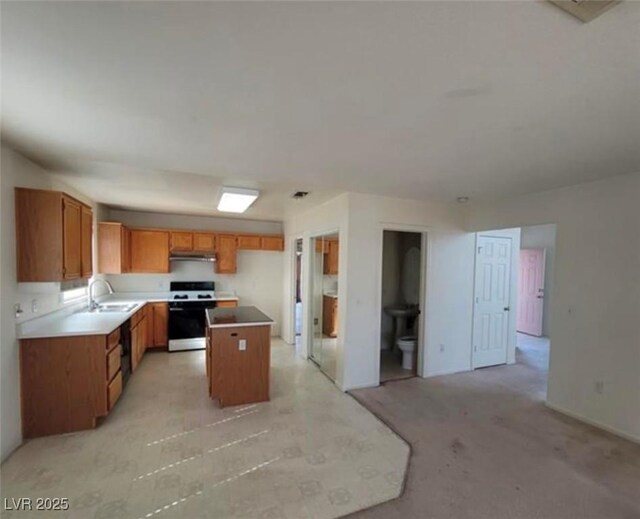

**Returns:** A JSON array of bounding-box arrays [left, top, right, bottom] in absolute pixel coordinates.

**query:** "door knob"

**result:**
[[504, 307, 510, 312]]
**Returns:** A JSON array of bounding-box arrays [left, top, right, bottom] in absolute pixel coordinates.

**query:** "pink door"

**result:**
[[517, 248, 545, 336]]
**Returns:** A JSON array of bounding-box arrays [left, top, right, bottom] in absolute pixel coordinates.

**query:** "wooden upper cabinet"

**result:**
[[98, 223, 131, 274], [170, 231, 194, 252], [81, 205, 93, 278], [215, 234, 237, 274], [261, 236, 284, 251], [238, 234, 283, 251], [315, 239, 329, 254], [193, 233, 215, 252], [130, 230, 170, 273], [15, 188, 92, 282], [324, 240, 339, 275], [237, 234, 262, 250], [62, 196, 82, 280]]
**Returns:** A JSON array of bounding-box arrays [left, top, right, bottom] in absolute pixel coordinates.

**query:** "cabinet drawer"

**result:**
[[107, 344, 121, 382], [107, 329, 120, 350], [108, 370, 123, 411]]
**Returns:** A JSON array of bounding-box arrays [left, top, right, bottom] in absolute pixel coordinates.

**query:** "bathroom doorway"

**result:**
[[379, 230, 424, 383]]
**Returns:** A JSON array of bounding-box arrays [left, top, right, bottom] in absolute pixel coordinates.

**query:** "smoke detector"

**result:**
[[548, 0, 621, 23], [292, 191, 309, 200]]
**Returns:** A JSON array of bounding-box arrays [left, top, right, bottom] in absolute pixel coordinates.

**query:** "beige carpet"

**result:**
[[350, 335, 640, 519], [1, 340, 408, 519]]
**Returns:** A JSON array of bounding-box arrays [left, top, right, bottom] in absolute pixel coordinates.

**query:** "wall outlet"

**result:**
[[594, 381, 604, 395], [31, 299, 39, 313], [238, 339, 247, 351]]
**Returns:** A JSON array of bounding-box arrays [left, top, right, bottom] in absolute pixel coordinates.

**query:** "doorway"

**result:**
[[515, 224, 556, 396], [379, 230, 423, 383], [472, 225, 555, 399], [293, 238, 303, 349], [309, 232, 339, 381]]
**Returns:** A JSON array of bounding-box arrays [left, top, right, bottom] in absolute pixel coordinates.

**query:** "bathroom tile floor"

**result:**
[[379, 350, 414, 383], [1, 340, 409, 519]]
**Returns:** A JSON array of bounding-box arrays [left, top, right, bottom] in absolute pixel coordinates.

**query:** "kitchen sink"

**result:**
[[86, 303, 139, 313]]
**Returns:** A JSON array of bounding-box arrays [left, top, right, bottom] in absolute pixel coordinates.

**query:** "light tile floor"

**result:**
[[379, 350, 414, 383], [1, 340, 408, 519]]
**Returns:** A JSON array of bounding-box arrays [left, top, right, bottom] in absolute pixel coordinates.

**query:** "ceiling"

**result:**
[[2, 1, 639, 219]]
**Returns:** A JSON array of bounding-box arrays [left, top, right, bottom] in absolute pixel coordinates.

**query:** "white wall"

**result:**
[[520, 224, 557, 337], [106, 209, 284, 336], [345, 193, 476, 389], [282, 192, 481, 391], [282, 194, 349, 385], [0, 145, 106, 461], [465, 173, 640, 442]]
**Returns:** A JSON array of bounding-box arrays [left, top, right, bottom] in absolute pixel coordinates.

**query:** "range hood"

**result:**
[[169, 253, 216, 263]]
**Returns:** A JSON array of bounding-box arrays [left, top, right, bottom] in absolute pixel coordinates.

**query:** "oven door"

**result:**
[[168, 303, 214, 351]]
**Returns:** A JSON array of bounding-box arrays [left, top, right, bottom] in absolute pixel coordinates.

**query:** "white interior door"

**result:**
[[473, 235, 512, 368]]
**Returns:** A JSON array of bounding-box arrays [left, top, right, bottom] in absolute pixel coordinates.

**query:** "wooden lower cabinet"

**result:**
[[131, 308, 147, 371], [107, 371, 123, 411], [216, 300, 238, 308], [322, 296, 338, 337], [20, 331, 122, 438], [151, 303, 168, 347], [207, 325, 270, 407]]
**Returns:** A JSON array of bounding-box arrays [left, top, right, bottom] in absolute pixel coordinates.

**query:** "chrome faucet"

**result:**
[[88, 279, 115, 311]]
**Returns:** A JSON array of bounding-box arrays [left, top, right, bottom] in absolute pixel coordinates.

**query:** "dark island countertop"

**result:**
[[206, 305, 273, 329]]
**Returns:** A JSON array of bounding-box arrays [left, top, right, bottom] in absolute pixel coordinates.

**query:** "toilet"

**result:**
[[397, 336, 417, 370], [396, 246, 419, 369]]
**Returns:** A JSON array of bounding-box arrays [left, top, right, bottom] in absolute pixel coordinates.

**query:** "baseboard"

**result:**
[[422, 367, 471, 379], [342, 381, 379, 392], [545, 402, 640, 445]]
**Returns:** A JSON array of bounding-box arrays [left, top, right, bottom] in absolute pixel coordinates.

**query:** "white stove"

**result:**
[[168, 282, 216, 352]]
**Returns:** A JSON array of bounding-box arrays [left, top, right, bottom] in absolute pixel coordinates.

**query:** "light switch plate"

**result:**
[[239, 339, 247, 351]]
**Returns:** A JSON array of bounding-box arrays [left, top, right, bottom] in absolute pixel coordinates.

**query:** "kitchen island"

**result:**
[[206, 306, 273, 408]]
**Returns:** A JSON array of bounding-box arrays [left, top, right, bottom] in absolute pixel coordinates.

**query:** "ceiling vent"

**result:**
[[548, 0, 621, 22], [292, 191, 309, 199]]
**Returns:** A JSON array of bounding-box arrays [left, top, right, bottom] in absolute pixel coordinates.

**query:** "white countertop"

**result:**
[[18, 291, 239, 340], [323, 292, 338, 299], [18, 301, 147, 339]]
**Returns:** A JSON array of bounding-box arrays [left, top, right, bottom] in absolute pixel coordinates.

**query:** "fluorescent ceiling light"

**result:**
[[217, 187, 259, 213]]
